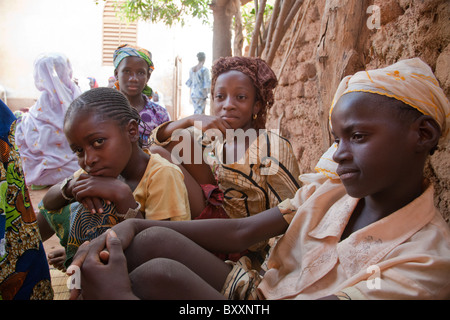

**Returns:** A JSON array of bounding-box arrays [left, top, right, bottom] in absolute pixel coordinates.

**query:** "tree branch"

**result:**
[[277, 0, 311, 79], [261, 0, 281, 59], [249, 0, 267, 57], [264, 0, 294, 65]]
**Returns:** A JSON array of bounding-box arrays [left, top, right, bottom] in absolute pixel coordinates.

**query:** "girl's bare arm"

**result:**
[[112, 206, 288, 254], [42, 179, 75, 211]]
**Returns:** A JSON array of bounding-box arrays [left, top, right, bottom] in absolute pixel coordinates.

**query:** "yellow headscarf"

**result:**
[[316, 58, 449, 179], [329, 58, 450, 143]]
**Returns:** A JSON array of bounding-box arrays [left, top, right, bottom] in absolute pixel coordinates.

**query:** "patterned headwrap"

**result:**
[[113, 44, 154, 97], [329, 58, 450, 144], [211, 56, 278, 130]]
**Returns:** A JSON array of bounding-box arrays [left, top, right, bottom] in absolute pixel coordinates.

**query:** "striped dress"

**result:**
[[210, 130, 301, 219]]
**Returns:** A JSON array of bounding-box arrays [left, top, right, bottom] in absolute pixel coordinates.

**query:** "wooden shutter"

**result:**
[[102, 1, 138, 66]]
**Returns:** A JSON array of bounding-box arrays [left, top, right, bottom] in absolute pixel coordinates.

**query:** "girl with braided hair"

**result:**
[[150, 56, 300, 264], [41, 87, 190, 268]]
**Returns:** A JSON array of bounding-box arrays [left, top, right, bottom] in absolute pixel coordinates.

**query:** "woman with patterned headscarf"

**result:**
[[150, 56, 300, 266], [113, 44, 170, 144], [15, 53, 81, 188]]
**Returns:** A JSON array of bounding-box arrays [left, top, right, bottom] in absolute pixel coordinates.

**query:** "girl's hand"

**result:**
[[72, 174, 134, 214], [190, 114, 232, 136], [155, 114, 232, 145], [68, 230, 138, 300]]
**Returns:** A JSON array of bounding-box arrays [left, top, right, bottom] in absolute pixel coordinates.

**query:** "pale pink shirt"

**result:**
[[258, 174, 450, 300]]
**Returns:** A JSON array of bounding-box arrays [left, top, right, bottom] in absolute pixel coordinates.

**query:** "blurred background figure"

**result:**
[[186, 52, 210, 115], [87, 76, 98, 89], [107, 76, 116, 88], [15, 53, 81, 189]]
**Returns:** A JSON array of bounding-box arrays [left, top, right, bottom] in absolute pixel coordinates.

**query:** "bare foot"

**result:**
[[48, 248, 67, 272]]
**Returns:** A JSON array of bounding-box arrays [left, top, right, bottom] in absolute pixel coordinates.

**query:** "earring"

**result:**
[[253, 114, 258, 120]]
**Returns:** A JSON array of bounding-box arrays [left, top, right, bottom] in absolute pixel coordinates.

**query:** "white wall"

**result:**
[[0, 0, 213, 115]]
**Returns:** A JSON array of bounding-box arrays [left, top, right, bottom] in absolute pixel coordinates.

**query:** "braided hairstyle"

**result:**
[[211, 56, 278, 130], [65, 87, 148, 147]]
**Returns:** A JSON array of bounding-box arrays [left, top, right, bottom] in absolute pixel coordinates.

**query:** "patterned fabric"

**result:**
[[38, 200, 73, 255], [186, 66, 211, 114], [191, 98, 207, 115], [139, 94, 170, 143], [195, 184, 229, 220], [221, 256, 262, 300], [150, 125, 301, 221], [210, 130, 301, 220], [15, 53, 81, 186], [65, 201, 119, 268], [113, 44, 154, 97], [329, 58, 450, 143], [154, 125, 300, 267], [0, 114, 53, 300], [195, 184, 247, 262], [113, 44, 154, 70]]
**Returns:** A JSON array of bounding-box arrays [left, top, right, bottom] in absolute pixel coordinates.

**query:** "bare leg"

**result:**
[[36, 209, 55, 242], [130, 258, 227, 299], [125, 226, 232, 298]]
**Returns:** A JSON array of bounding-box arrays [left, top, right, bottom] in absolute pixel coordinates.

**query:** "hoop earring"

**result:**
[[253, 114, 258, 120]]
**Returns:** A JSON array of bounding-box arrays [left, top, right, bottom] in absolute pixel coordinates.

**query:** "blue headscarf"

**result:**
[[0, 99, 16, 144]]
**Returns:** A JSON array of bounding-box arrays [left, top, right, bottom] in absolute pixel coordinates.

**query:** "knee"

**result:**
[[125, 226, 179, 271], [129, 258, 182, 299], [133, 226, 178, 256], [131, 257, 171, 285]]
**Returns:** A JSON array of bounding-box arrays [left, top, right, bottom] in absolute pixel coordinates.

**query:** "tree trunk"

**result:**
[[316, 0, 371, 149], [249, 0, 267, 57], [263, 0, 295, 65], [233, 0, 245, 56], [283, 0, 304, 32], [211, 0, 234, 60], [260, 0, 281, 58], [277, 0, 311, 79]]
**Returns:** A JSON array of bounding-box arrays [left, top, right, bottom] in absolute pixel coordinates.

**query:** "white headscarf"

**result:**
[[15, 53, 81, 186]]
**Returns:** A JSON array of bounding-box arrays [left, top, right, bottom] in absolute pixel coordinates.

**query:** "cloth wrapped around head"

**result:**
[[315, 58, 450, 179], [113, 44, 154, 70], [211, 56, 277, 130], [113, 44, 154, 97], [329, 58, 450, 144]]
